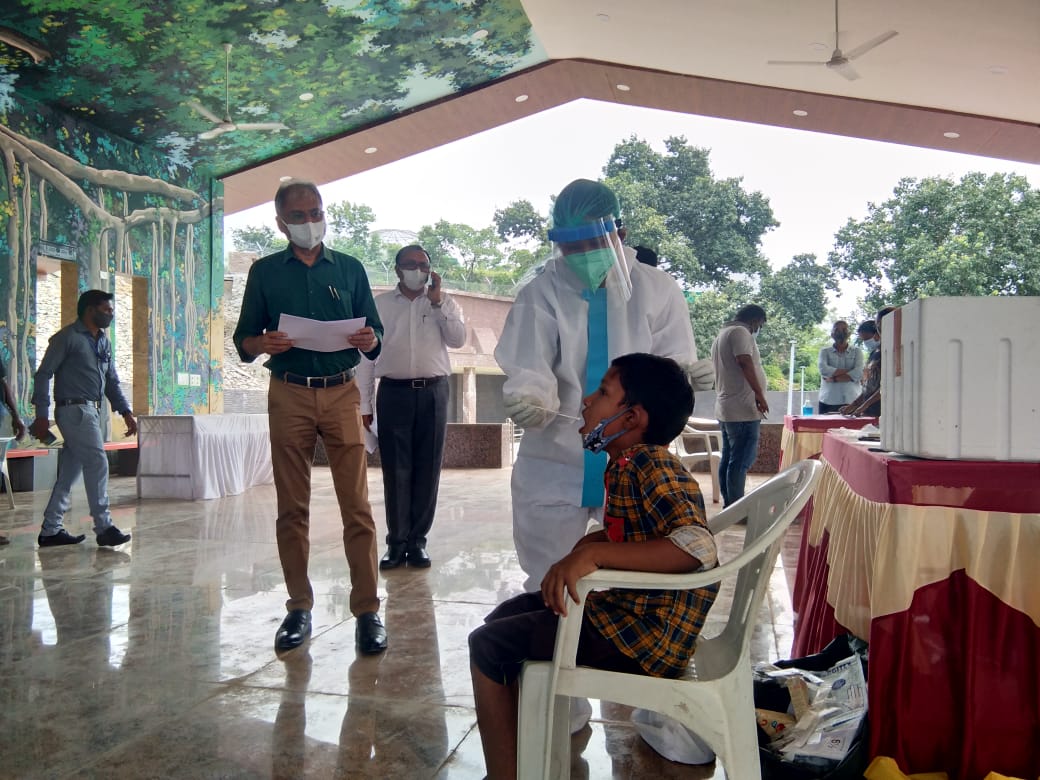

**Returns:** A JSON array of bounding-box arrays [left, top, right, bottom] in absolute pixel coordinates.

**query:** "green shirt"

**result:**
[[233, 245, 383, 377]]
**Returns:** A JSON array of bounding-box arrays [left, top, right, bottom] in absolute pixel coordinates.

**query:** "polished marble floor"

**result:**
[[0, 466, 795, 779]]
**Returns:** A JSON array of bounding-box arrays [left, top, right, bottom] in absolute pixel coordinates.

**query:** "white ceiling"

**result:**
[[523, 0, 1040, 125], [223, 0, 1040, 212]]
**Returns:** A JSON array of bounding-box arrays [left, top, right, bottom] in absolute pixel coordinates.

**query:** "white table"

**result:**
[[137, 414, 273, 499]]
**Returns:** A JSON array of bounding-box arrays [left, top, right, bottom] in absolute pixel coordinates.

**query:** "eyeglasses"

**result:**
[[281, 208, 325, 225]]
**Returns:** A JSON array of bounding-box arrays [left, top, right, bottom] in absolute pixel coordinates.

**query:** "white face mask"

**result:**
[[400, 268, 429, 292], [284, 219, 326, 250]]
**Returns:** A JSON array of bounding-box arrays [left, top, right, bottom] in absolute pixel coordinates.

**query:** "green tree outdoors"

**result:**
[[830, 172, 1040, 312], [229, 141, 1040, 389]]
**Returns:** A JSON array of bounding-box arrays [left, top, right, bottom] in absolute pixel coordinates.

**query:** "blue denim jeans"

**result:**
[[719, 420, 761, 507]]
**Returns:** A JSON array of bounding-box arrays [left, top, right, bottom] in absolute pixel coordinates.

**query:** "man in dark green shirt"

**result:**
[[233, 180, 388, 656]]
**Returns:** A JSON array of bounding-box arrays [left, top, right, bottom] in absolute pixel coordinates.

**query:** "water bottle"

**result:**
[[801, 400, 813, 416]]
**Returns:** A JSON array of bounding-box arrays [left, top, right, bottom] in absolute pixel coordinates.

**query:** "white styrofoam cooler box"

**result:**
[[881, 296, 1040, 461]]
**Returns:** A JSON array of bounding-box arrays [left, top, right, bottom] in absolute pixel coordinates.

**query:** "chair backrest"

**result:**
[[0, 436, 15, 458], [705, 460, 822, 660]]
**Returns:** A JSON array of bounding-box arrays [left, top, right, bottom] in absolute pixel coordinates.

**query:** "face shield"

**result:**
[[547, 217, 633, 301]]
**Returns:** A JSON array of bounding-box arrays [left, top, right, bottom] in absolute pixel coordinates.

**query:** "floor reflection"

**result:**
[[0, 467, 784, 778]]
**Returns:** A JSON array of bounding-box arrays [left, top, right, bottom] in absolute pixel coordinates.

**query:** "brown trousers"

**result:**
[[268, 377, 379, 616]]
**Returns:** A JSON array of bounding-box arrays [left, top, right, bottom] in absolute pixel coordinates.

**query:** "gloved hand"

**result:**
[[684, 359, 715, 391], [503, 395, 556, 429]]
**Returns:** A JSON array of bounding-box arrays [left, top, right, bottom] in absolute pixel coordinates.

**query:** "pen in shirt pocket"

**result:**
[[328, 285, 341, 301]]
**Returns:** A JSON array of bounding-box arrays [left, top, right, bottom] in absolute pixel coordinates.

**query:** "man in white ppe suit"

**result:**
[[496, 179, 713, 593]]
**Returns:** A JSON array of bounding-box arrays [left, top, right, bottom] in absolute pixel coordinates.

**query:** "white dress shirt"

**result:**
[[358, 286, 466, 414]]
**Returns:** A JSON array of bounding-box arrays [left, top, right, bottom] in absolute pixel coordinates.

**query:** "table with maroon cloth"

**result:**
[[779, 414, 878, 469], [791, 431, 1040, 779]]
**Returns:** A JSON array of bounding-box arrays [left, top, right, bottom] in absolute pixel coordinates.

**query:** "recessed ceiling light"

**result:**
[[988, 65, 1008, 75], [810, 42, 828, 51], [472, 29, 489, 40], [616, 83, 631, 92], [515, 94, 529, 103], [279, 176, 293, 182], [943, 131, 960, 139], [792, 109, 808, 117], [364, 146, 378, 154], [596, 13, 610, 22], [298, 92, 314, 102]]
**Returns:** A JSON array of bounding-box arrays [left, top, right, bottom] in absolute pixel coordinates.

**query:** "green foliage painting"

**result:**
[[0, 0, 541, 177], [0, 96, 216, 416]]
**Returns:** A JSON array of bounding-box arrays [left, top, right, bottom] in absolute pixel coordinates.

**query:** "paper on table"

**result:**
[[277, 313, 367, 353]]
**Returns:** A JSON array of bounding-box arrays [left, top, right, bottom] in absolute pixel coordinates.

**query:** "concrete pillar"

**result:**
[[459, 367, 477, 423]]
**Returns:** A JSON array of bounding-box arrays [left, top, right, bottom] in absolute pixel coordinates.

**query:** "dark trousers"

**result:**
[[375, 376, 449, 548]]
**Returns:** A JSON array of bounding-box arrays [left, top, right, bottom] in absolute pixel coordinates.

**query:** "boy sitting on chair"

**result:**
[[469, 353, 719, 780]]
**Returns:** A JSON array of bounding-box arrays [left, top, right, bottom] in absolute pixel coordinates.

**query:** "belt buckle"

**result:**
[[411, 379, 425, 389], [306, 375, 318, 389]]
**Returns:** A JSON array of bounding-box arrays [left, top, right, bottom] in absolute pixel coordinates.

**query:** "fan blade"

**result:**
[[766, 60, 827, 66], [827, 60, 861, 81], [234, 122, 288, 132], [198, 126, 232, 140], [188, 100, 224, 125], [844, 30, 897, 61]]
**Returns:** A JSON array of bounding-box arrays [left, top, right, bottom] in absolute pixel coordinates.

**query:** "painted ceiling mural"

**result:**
[[0, 0, 544, 178]]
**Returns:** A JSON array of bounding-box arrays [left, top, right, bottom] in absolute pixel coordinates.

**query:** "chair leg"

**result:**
[[518, 663, 569, 780], [1, 465, 13, 509]]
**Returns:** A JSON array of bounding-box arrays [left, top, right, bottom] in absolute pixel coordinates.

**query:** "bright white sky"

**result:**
[[224, 98, 1040, 313]]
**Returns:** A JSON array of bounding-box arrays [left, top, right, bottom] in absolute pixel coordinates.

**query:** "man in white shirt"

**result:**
[[710, 304, 769, 507], [358, 245, 467, 569]]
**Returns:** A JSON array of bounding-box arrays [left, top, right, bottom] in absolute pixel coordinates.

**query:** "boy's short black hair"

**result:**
[[610, 353, 693, 445], [857, 320, 878, 337]]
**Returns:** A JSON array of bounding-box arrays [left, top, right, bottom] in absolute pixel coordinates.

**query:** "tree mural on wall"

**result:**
[[0, 123, 209, 413]]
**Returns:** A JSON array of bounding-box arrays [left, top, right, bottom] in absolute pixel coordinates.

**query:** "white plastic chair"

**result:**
[[516, 459, 823, 780], [672, 418, 723, 503], [0, 436, 16, 509]]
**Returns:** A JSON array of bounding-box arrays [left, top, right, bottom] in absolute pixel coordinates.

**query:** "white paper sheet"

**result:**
[[277, 313, 367, 352], [364, 419, 378, 454]]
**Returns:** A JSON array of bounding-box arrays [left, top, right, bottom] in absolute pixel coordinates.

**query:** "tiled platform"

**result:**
[[0, 465, 795, 779]]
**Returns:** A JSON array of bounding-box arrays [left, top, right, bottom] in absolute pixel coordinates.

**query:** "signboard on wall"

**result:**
[[35, 240, 78, 262]]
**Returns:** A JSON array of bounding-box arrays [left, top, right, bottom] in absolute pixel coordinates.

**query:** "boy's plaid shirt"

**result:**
[[586, 443, 719, 677]]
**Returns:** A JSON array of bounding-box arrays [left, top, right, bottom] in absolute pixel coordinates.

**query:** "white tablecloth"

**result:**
[[137, 415, 273, 500]]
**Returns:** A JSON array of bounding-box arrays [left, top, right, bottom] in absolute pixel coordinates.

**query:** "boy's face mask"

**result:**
[[581, 405, 632, 453]]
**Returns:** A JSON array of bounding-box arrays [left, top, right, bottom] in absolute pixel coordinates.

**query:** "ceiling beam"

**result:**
[[222, 59, 1040, 215]]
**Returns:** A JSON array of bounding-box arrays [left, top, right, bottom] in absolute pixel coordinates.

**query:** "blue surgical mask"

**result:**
[[565, 248, 615, 290], [581, 406, 632, 453], [863, 337, 879, 350]]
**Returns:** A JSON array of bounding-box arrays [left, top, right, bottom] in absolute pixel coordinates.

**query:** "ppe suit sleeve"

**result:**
[[647, 270, 698, 365], [494, 279, 561, 429]]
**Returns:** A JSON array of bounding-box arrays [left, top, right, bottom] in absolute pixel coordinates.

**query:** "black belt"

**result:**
[[56, 398, 101, 409], [380, 376, 447, 389], [277, 369, 355, 388]]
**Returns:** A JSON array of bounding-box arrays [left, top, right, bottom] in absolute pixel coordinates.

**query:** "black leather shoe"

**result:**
[[406, 544, 431, 568], [96, 525, 131, 547], [275, 609, 312, 653], [379, 544, 407, 570], [38, 529, 86, 547], [355, 611, 387, 655]]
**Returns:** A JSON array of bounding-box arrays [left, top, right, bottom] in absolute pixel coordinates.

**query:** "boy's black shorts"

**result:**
[[468, 592, 645, 685]]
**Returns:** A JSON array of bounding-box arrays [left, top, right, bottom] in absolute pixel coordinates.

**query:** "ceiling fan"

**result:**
[[767, 0, 898, 81], [189, 43, 288, 140]]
